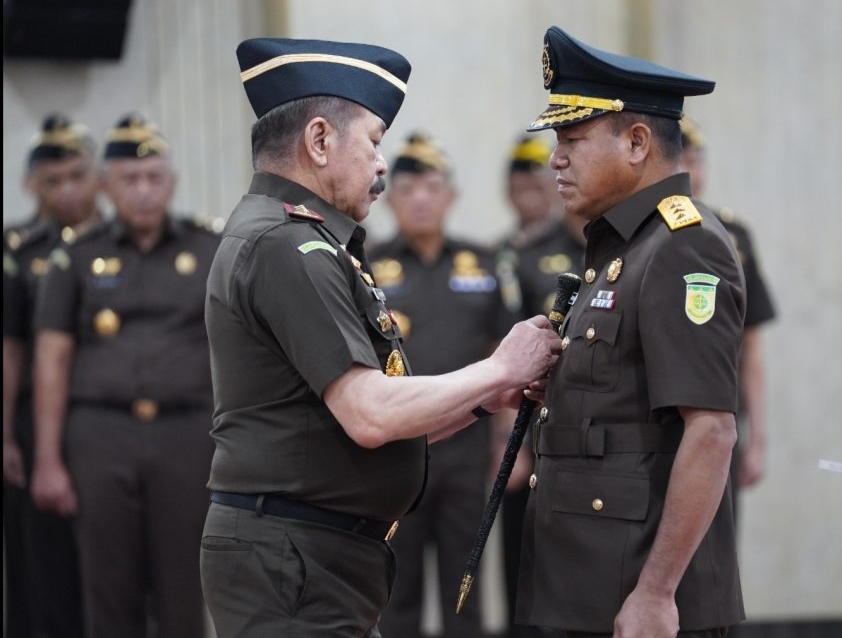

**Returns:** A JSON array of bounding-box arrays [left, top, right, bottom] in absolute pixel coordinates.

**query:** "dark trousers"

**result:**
[[502, 484, 547, 638], [378, 434, 487, 638], [4, 402, 84, 638], [66, 404, 213, 638], [201, 502, 395, 637]]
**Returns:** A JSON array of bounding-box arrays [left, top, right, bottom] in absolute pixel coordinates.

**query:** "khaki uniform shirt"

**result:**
[[517, 173, 746, 631], [205, 172, 426, 521]]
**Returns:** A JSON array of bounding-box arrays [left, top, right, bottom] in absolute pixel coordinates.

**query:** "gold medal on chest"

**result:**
[[385, 349, 405, 377], [175, 251, 197, 275], [606, 257, 623, 283]]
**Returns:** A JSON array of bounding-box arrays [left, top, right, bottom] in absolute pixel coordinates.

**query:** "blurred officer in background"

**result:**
[[3, 114, 96, 638], [495, 136, 587, 638], [372, 133, 518, 638], [680, 116, 776, 518], [30, 113, 219, 638]]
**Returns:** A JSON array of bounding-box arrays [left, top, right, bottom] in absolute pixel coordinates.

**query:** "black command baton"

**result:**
[[456, 272, 582, 614]]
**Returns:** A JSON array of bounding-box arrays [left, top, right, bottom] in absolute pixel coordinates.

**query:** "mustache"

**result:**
[[369, 176, 386, 195]]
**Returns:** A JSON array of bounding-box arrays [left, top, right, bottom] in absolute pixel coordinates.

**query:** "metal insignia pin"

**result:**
[[606, 258, 623, 283], [377, 311, 392, 332]]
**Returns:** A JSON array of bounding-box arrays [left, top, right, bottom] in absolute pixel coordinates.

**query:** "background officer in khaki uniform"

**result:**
[[200, 38, 562, 637], [516, 27, 746, 637], [30, 114, 219, 638], [495, 136, 588, 638], [371, 134, 517, 637], [3, 114, 96, 638], [680, 116, 776, 521]]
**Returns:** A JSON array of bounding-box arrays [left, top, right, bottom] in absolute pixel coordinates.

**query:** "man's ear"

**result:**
[[628, 122, 652, 166], [303, 117, 331, 168]]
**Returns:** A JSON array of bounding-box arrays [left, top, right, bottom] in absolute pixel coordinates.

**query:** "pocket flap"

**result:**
[[567, 311, 622, 347], [551, 468, 649, 521]]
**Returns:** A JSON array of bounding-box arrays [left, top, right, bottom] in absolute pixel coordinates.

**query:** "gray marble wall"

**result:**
[[3, 0, 840, 623]]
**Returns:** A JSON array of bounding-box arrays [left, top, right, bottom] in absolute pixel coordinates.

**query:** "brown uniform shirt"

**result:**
[[34, 216, 218, 408], [517, 173, 746, 631], [204, 172, 426, 521]]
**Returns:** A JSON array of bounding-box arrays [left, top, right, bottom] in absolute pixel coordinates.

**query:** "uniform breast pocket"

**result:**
[[561, 311, 622, 392]]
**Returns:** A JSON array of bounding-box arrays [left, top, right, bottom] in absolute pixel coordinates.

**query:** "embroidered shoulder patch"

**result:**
[[683, 273, 719, 325], [284, 202, 324, 223], [297, 240, 337, 256], [658, 195, 702, 231]]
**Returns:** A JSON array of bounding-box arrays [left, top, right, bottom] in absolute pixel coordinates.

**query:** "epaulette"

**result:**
[[284, 202, 324, 223], [68, 219, 110, 246], [5, 226, 33, 251], [657, 195, 702, 231], [715, 206, 746, 228]]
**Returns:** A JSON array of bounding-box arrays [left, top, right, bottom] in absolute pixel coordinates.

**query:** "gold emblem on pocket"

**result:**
[[606, 257, 623, 283]]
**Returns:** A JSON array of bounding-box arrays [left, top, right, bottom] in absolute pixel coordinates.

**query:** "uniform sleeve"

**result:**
[[639, 227, 745, 412], [735, 224, 776, 328], [3, 251, 28, 339], [33, 247, 80, 335], [246, 228, 381, 396]]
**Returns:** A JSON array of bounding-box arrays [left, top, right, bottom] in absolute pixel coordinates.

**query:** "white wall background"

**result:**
[[4, 0, 841, 624]]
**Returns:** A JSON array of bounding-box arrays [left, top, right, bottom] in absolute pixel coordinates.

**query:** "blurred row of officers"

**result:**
[[3, 109, 773, 638]]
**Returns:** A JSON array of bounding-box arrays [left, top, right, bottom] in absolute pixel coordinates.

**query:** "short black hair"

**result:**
[[610, 111, 682, 161], [251, 96, 362, 170]]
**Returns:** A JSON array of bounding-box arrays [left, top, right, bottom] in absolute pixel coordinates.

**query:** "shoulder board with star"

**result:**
[[284, 202, 324, 223], [657, 195, 702, 231]]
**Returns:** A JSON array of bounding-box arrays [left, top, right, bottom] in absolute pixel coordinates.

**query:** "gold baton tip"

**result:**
[[456, 573, 474, 614]]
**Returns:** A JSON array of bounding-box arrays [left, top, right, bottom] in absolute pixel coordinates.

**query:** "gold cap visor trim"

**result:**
[[548, 94, 624, 111], [241, 53, 408, 94]]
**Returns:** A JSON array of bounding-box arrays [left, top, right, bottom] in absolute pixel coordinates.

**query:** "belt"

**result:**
[[75, 399, 209, 422], [210, 492, 399, 542], [536, 421, 684, 457]]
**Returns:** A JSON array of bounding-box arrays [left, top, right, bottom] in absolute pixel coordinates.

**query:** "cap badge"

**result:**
[[175, 251, 197, 275], [684, 273, 719, 325], [385, 349, 405, 377], [606, 258, 623, 283], [94, 308, 121, 336], [542, 43, 554, 88]]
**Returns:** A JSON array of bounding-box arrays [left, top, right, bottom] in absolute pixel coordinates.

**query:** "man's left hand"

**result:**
[[613, 586, 679, 638]]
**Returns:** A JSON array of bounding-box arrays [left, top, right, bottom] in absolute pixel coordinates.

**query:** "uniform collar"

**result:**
[[248, 171, 366, 249], [594, 172, 692, 242]]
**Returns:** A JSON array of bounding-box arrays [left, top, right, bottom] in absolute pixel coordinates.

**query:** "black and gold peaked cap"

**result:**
[[529, 27, 715, 131], [391, 132, 451, 175], [104, 113, 169, 159], [236, 38, 411, 128], [28, 114, 93, 168]]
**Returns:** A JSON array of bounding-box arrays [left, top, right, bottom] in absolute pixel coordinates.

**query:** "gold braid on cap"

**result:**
[[548, 94, 624, 111], [397, 134, 450, 172], [105, 119, 170, 155], [511, 138, 551, 164], [30, 123, 90, 152]]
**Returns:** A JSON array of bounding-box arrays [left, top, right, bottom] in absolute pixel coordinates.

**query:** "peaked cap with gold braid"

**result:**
[[390, 132, 451, 176], [28, 114, 93, 168], [529, 27, 715, 131], [509, 136, 552, 173], [103, 113, 170, 159]]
